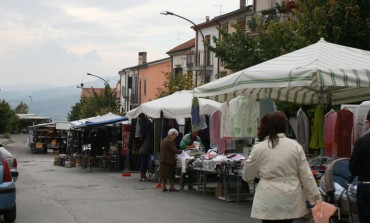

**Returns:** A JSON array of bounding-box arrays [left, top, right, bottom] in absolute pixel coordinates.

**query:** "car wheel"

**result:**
[[3, 203, 16, 222]]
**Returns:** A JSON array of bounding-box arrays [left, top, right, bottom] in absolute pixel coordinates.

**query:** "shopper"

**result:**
[[138, 138, 152, 182], [179, 130, 204, 190], [243, 112, 321, 223], [349, 109, 370, 223], [160, 128, 182, 192]]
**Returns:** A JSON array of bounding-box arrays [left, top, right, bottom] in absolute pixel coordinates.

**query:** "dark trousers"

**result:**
[[180, 170, 195, 188], [357, 183, 370, 223], [262, 220, 293, 223]]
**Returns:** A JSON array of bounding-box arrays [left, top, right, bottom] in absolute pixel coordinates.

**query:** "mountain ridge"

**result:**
[[1, 76, 119, 121]]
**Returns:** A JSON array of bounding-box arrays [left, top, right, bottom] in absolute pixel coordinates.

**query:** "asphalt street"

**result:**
[[1, 134, 308, 223]]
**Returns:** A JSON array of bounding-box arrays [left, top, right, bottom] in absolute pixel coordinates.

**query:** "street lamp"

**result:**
[[86, 73, 110, 88], [86, 73, 111, 108], [160, 10, 207, 87]]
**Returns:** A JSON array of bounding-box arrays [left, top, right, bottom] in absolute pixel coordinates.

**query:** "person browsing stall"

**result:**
[[243, 112, 321, 223], [180, 130, 204, 150], [160, 128, 182, 192], [179, 130, 204, 191], [349, 109, 370, 223]]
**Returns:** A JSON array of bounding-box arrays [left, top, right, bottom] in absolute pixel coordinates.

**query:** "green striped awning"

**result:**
[[193, 39, 370, 105]]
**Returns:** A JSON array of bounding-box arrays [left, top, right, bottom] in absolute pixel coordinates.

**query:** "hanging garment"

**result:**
[[335, 109, 354, 157], [209, 110, 221, 147], [229, 96, 259, 138], [209, 110, 230, 154], [309, 104, 325, 149], [220, 101, 232, 138], [297, 108, 310, 153], [121, 125, 131, 156], [191, 97, 201, 131], [259, 99, 276, 118], [324, 109, 337, 156]]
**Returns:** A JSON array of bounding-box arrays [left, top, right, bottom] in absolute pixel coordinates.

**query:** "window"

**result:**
[[174, 67, 183, 75], [121, 86, 126, 97], [221, 24, 228, 40], [206, 35, 211, 66], [237, 18, 246, 31], [144, 79, 147, 96]]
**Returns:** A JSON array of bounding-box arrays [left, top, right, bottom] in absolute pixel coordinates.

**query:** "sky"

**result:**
[[0, 0, 252, 90]]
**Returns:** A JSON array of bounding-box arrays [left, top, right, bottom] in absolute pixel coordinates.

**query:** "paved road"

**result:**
[[1, 134, 308, 223]]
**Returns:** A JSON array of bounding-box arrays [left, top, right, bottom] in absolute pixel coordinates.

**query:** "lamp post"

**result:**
[[86, 73, 111, 108], [160, 10, 207, 87], [86, 73, 110, 88]]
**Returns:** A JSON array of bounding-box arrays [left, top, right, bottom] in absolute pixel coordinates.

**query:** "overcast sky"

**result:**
[[0, 0, 252, 90]]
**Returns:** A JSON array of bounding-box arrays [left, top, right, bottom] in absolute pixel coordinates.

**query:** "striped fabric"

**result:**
[[193, 39, 370, 105]]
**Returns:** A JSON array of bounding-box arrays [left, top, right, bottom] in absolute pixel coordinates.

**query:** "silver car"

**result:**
[[0, 146, 18, 182]]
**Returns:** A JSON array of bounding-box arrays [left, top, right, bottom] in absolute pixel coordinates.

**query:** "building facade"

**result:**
[[118, 52, 171, 113]]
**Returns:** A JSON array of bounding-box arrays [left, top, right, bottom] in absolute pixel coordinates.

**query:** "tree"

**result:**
[[0, 100, 18, 134], [157, 71, 193, 98], [209, 0, 370, 72], [67, 87, 120, 121], [207, 25, 262, 72], [206, 0, 370, 115], [14, 102, 29, 114]]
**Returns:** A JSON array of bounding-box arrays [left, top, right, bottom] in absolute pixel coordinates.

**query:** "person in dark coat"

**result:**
[[349, 109, 370, 223], [160, 128, 182, 192]]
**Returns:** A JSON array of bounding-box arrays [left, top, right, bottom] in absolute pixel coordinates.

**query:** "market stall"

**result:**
[[67, 113, 128, 172], [193, 39, 370, 154], [124, 90, 222, 179], [28, 121, 69, 154], [191, 39, 370, 202]]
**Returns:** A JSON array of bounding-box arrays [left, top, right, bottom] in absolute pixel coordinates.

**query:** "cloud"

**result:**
[[0, 0, 242, 88]]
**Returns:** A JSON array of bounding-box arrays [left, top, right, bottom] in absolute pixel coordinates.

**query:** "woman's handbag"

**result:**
[[311, 201, 337, 223]]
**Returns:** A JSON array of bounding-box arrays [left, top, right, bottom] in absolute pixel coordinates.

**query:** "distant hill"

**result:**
[[1, 76, 119, 121]]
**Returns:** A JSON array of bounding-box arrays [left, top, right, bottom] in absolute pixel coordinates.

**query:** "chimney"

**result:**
[[240, 0, 246, 8], [138, 52, 147, 65], [206, 16, 210, 22]]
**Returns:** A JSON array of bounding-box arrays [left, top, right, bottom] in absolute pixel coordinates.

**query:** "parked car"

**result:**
[[0, 145, 18, 182], [0, 149, 16, 222]]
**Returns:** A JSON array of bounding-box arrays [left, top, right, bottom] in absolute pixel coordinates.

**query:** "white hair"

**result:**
[[168, 128, 179, 136]]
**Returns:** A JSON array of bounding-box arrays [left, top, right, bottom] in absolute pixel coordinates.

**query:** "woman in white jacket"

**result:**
[[243, 112, 321, 223]]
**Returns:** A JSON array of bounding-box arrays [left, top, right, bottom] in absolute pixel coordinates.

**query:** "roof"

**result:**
[[17, 114, 51, 120], [80, 88, 105, 97], [166, 38, 195, 54]]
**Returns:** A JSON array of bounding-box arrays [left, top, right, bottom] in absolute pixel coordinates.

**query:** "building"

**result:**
[[118, 52, 171, 113]]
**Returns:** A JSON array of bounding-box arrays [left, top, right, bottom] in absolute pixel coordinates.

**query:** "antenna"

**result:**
[[212, 4, 222, 15]]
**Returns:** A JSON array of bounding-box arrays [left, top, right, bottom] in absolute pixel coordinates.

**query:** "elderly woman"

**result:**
[[160, 128, 182, 192], [243, 112, 321, 223]]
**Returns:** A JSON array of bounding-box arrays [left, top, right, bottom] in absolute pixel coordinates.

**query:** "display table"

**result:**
[[192, 167, 255, 202]]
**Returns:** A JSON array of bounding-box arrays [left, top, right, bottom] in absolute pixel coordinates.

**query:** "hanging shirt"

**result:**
[[335, 109, 354, 157], [309, 104, 325, 149], [259, 99, 276, 118], [229, 96, 259, 138], [324, 110, 337, 145], [209, 110, 221, 147], [220, 101, 232, 138], [297, 108, 310, 153]]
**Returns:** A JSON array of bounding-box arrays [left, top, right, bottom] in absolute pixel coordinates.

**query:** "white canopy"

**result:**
[[193, 39, 370, 105], [126, 90, 221, 119]]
